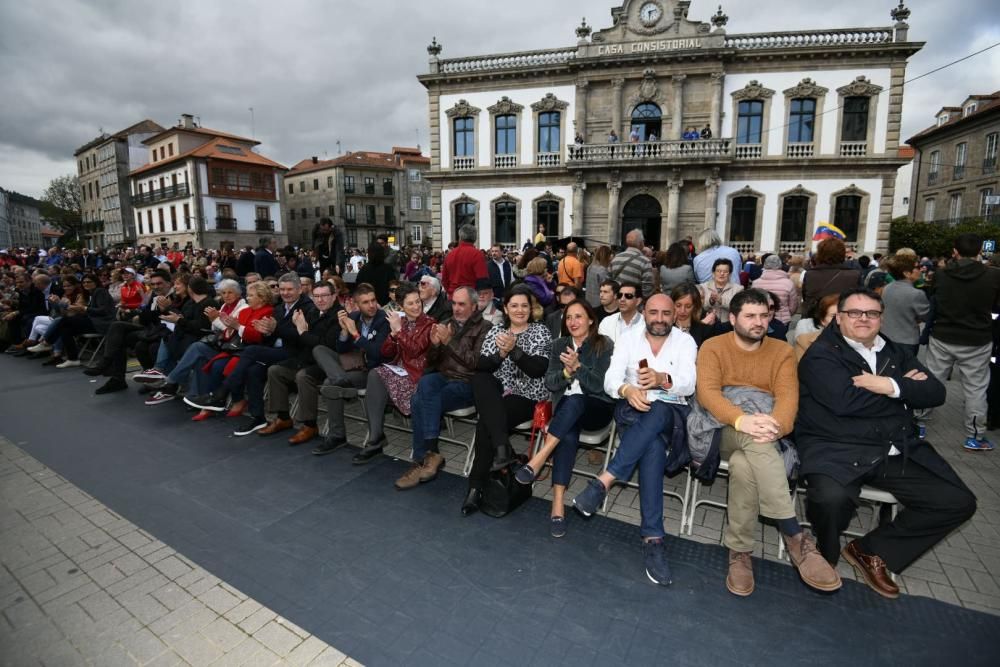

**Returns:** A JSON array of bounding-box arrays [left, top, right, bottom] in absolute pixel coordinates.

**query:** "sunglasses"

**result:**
[[617, 292, 637, 300]]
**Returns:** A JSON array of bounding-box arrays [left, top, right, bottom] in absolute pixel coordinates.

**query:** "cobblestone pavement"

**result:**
[[0, 438, 362, 667], [351, 366, 1000, 616]]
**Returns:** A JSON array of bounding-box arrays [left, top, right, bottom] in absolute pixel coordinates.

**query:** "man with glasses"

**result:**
[[697, 288, 840, 597], [598, 281, 644, 344], [796, 288, 976, 599], [418, 275, 451, 322], [247, 281, 344, 443], [86, 269, 173, 395]]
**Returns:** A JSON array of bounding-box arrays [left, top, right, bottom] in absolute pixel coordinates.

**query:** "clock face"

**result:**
[[639, 2, 662, 26]]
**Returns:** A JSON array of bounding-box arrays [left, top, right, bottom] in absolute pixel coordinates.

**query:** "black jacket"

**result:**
[[236, 250, 255, 277], [281, 304, 343, 369], [425, 292, 452, 323], [166, 296, 217, 358], [254, 248, 281, 278], [314, 226, 345, 274], [796, 324, 967, 490], [267, 297, 317, 350], [85, 288, 116, 334], [356, 262, 397, 305], [488, 259, 513, 300], [930, 259, 1000, 347]]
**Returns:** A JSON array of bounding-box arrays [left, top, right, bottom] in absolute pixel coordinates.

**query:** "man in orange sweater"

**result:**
[[697, 289, 840, 597]]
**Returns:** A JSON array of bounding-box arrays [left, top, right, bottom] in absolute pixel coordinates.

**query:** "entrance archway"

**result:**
[[622, 194, 662, 249]]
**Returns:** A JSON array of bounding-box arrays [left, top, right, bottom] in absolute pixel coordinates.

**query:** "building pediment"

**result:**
[[581, 0, 724, 58], [837, 76, 883, 97]]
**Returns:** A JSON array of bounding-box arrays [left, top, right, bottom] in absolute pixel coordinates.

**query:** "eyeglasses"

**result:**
[[388, 287, 397, 293], [840, 309, 882, 320], [617, 292, 637, 300], [313, 292, 334, 299]]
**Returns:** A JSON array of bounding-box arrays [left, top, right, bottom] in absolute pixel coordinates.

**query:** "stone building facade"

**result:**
[[2, 190, 43, 248], [129, 115, 287, 251], [282, 147, 431, 250], [418, 0, 922, 254], [906, 92, 1000, 224], [74, 120, 165, 247]]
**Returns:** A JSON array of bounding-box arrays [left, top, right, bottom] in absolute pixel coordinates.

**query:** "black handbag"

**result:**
[[220, 334, 244, 352], [481, 454, 531, 518]]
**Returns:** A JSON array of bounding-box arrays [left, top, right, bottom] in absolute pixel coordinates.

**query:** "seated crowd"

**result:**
[[0, 227, 985, 601]]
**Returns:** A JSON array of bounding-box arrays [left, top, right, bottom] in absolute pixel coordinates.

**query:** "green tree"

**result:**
[[40, 174, 82, 235]]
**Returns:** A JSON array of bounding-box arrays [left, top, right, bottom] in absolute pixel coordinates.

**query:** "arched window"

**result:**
[[630, 103, 662, 141], [788, 99, 816, 143], [833, 195, 862, 242], [455, 202, 476, 228], [495, 115, 516, 155], [537, 112, 560, 153], [780, 195, 809, 242], [494, 201, 516, 245], [737, 101, 764, 144], [536, 200, 559, 237], [453, 117, 474, 156], [731, 196, 758, 242]]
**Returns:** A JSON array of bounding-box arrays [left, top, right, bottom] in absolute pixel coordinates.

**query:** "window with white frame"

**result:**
[[955, 143, 967, 179], [408, 169, 421, 182], [985, 133, 998, 172], [411, 225, 422, 243], [924, 198, 936, 222], [949, 192, 963, 221], [410, 196, 422, 210], [981, 189, 995, 217]]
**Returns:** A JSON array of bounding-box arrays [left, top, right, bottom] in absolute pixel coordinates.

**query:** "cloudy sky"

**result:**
[[1, 0, 998, 198]]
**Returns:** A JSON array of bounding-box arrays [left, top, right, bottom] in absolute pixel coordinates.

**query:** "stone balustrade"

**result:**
[[839, 141, 868, 157], [439, 49, 576, 74], [568, 138, 732, 163], [725, 28, 894, 50]]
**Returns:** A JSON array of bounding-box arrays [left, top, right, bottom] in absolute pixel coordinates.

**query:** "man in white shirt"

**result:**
[[572, 294, 698, 586], [597, 281, 644, 344], [348, 249, 365, 273]]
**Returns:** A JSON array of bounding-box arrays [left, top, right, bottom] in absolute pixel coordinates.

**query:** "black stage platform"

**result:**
[[2, 356, 998, 666]]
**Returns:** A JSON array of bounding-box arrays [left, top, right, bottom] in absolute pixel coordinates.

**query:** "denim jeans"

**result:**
[[548, 394, 615, 487], [608, 400, 674, 539], [167, 341, 215, 388], [410, 372, 474, 459], [154, 341, 176, 373]]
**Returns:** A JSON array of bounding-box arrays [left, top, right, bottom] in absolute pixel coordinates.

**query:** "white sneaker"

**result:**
[[56, 359, 81, 368], [27, 342, 52, 353], [133, 368, 167, 383], [145, 391, 177, 406]]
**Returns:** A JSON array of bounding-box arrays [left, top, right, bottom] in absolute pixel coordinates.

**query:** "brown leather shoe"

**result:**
[[841, 539, 899, 599], [288, 426, 318, 446], [726, 550, 754, 597], [395, 460, 426, 490], [419, 452, 445, 482], [784, 532, 842, 592], [257, 418, 293, 436]]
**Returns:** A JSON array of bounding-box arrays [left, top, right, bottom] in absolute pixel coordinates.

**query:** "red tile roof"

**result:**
[[129, 138, 286, 176], [141, 125, 260, 146], [908, 93, 1000, 144], [286, 148, 429, 176], [898, 146, 915, 159]]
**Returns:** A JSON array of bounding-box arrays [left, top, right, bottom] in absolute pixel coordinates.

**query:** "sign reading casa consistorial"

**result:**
[[418, 0, 921, 255]]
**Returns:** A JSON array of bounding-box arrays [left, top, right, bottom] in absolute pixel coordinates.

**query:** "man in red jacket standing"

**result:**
[[442, 224, 487, 298]]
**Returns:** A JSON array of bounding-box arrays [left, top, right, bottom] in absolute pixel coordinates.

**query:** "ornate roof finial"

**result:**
[[576, 17, 592, 40], [711, 5, 729, 29], [427, 37, 442, 57], [890, 2, 911, 23]]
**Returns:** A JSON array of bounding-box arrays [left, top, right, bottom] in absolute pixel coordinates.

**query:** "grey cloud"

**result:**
[[1, 0, 997, 197]]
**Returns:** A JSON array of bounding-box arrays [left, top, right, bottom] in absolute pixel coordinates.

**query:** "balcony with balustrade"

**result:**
[[132, 183, 189, 206], [254, 219, 274, 232], [215, 217, 237, 231], [567, 139, 732, 167], [839, 141, 868, 158], [786, 143, 815, 159], [494, 155, 517, 169]]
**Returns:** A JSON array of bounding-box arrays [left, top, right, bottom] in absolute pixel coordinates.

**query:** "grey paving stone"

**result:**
[[117, 591, 171, 626], [238, 607, 278, 635], [166, 628, 225, 665], [253, 619, 304, 657], [285, 635, 328, 666], [199, 616, 248, 653], [151, 582, 194, 612], [118, 626, 170, 664], [210, 637, 281, 667], [198, 584, 243, 615]]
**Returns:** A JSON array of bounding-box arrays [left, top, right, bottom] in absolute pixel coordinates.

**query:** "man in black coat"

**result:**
[[796, 288, 976, 599], [314, 218, 345, 275], [257, 280, 343, 445], [253, 237, 281, 278], [486, 244, 513, 300]]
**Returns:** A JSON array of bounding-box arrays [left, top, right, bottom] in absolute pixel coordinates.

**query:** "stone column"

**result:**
[[611, 79, 625, 138], [607, 178, 622, 244], [575, 79, 589, 140], [671, 75, 686, 139], [709, 72, 724, 136], [704, 170, 721, 230], [666, 173, 683, 244], [572, 179, 587, 237]]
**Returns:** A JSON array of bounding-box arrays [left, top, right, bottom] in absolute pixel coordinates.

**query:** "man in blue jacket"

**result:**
[[796, 288, 976, 599]]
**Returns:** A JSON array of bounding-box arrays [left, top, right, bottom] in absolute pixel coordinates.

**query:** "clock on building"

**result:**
[[639, 2, 662, 26]]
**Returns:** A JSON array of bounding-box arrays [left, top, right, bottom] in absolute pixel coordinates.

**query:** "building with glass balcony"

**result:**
[[418, 0, 921, 254]]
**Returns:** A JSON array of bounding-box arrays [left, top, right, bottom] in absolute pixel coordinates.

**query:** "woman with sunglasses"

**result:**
[[382, 280, 402, 314], [462, 285, 552, 516], [514, 299, 614, 537]]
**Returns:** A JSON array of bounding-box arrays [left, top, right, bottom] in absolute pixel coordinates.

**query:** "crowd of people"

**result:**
[[1, 219, 995, 599]]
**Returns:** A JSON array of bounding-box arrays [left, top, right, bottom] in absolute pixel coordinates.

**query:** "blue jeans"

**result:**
[[607, 400, 674, 539], [223, 345, 289, 418], [154, 341, 177, 373], [167, 341, 214, 389], [410, 372, 474, 459], [548, 394, 615, 487]]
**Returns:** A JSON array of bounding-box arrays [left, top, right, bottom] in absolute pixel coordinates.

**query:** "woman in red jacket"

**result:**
[[352, 282, 434, 463], [189, 281, 274, 421]]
